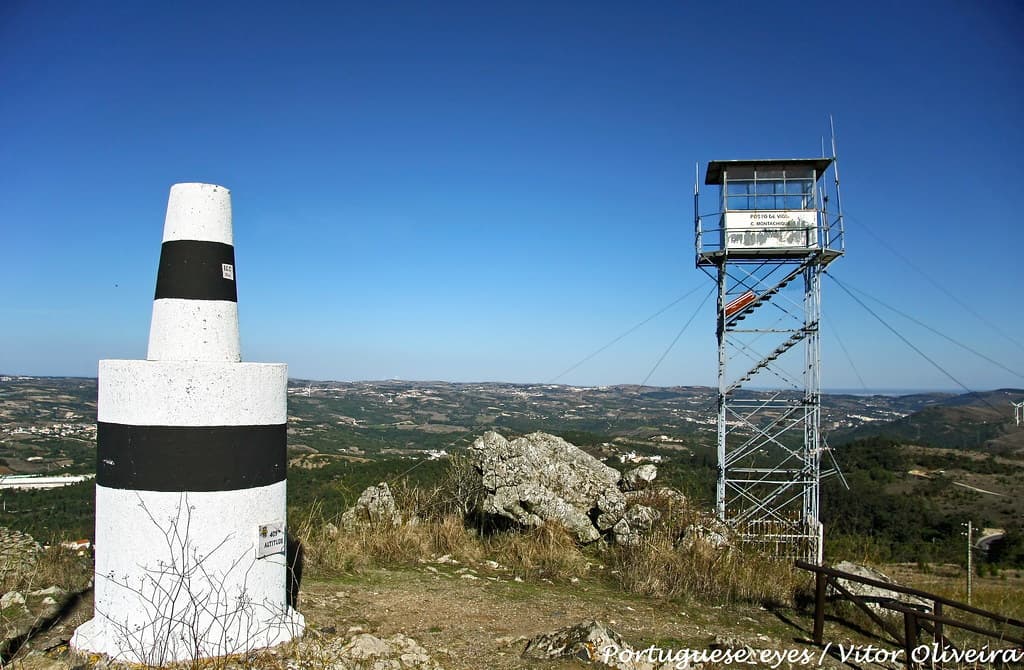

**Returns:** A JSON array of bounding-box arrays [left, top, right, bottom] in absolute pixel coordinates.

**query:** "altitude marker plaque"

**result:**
[[257, 521, 286, 559]]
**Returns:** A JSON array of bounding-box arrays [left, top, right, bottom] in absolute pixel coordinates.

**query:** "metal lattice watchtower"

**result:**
[[695, 156, 844, 564]]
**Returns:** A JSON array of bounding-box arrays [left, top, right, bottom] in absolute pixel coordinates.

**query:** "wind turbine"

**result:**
[[1012, 401, 1024, 427]]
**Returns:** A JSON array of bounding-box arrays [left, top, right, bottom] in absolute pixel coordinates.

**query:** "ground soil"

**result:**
[[10, 562, 1024, 669], [293, 563, 849, 669]]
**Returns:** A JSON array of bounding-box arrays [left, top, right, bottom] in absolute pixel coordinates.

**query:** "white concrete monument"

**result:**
[[72, 183, 304, 663]]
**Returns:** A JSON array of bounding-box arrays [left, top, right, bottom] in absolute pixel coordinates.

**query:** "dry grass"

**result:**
[[299, 483, 809, 608], [607, 532, 809, 607], [301, 514, 594, 585], [0, 545, 92, 595], [389, 453, 485, 521], [484, 522, 589, 581], [877, 563, 1024, 649], [299, 509, 592, 583], [801, 562, 1024, 659], [297, 502, 484, 575], [605, 489, 810, 607]]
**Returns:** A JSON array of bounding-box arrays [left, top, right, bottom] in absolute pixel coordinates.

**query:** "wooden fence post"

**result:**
[[813, 570, 827, 645], [903, 612, 919, 670]]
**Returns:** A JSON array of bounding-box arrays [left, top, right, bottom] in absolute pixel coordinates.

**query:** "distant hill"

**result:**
[[829, 388, 1024, 453], [5, 375, 1024, 564], [822, 389, 1024, 559]]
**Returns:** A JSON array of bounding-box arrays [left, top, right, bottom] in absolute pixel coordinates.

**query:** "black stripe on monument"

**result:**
[[154, 240, 238, 301], [97, 423, 285, 491]]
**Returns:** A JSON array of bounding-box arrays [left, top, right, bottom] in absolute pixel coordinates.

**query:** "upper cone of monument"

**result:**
[[147, 183, 242, 363], [162, 183, 233, 244]]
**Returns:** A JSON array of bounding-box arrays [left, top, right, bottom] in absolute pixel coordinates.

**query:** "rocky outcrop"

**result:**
[[341, 482, 403, 527], [0, 591, 26, 610], [611, 505, 660, 546], [621, 464, 657, 491], [626, 486, 686, 505], [0, 527, 41, 576], [0, 585, 75, 661], [468, 431, 626, 543], [338, 633, 443, 669], [832, 561, 931, 610], [681, 515, 731, 549], [523, 620, 669, 669], [295, 632, 444, 670]]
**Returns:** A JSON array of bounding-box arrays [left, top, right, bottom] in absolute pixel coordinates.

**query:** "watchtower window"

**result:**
[[724, 167, 816, 212]]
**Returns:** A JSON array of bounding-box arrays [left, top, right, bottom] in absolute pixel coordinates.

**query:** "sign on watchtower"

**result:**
[[72, 183, 304, 663], [702, 158, 836, 256], [696, 152, 845, 564]]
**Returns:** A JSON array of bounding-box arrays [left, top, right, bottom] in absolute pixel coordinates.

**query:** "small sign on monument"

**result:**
[[257, 521, 285, 559]]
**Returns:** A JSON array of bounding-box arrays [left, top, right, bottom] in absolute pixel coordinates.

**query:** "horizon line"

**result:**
[[5, 372, 1023, 398]]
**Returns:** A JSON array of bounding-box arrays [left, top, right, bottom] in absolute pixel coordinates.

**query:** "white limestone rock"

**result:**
[[523, 620, 673, 669], [832, 561, 931, 610], [468, 431, 626, 543], [621, 464, 658, 491], [611, 505, 661, 546], [299, 632, 444, 670], [342, 482, 403, 527], [681, 515, 732, 549], [1, 591, 26, 610]]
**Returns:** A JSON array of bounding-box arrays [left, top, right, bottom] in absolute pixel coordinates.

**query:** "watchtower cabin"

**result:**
[[697, 158, 841, 263], [695, 155, 845, 564]]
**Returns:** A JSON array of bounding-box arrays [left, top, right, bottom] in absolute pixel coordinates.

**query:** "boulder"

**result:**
[[341, 482, 402, 527], [468, 431, 625, 543], [611, 505, 661, 546], [621, 464, 658, 491], [681, 515, 731, 549], [297, 632, 444, 670], [832, 561, 931, 610], [623, 487, 687, 510], [0, 590, 26, 610], [0, 527, 41, 577], [0, 585, 77, 661], [523, 620, 668, 669]]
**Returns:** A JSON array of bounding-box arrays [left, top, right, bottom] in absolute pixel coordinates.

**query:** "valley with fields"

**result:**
[[2, 375, 1023, 565], [2, 375, 1024, 669]]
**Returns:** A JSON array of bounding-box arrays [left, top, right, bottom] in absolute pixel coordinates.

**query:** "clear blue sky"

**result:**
[[2, 1, 1022, 390]]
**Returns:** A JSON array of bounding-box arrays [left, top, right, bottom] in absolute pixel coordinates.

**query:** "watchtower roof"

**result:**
[[705, 158, 833, 185]]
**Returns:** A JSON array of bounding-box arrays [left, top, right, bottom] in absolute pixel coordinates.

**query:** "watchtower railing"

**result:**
[[795, 560, 1024, 669]]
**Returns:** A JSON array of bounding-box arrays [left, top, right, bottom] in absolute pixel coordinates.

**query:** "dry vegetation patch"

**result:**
[[299, 483, 810, 609]]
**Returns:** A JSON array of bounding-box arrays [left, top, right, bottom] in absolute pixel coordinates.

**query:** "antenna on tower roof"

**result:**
[[830, 115, 846, 254]]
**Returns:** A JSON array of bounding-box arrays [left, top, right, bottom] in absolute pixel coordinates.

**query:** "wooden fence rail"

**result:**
[[795, 560, 1024, 669]]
